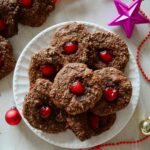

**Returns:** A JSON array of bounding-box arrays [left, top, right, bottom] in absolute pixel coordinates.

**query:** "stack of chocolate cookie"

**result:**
[[0, 36, 16, 79], [0, 0, 56, 38], [23, 23, 132, 141], [0, 0, 56, 80]]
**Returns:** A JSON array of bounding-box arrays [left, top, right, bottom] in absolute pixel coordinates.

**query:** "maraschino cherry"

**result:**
[[19, 0, 32, 8], [103, 87, 118, 102], [63, 41, 78, 54], [0, 55, 4, 67], [39, 106, 52, 119], [70, 81, 84, 95], [0, 19, 6, 31], [53, 0, 60, 4], [99, 116, 108, 127], [40, 65, 55, 77], [5, 107, 22, 126], [99, 50, 113, 63], [89, 113, 100, 129]]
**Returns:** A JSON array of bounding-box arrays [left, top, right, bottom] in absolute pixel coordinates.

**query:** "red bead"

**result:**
[[0, 19, 6, 31], [40, 65, 55, 77], [63, 41, 78, 54], [39, 106, 52, 119], [5, 107, 21, 126], [89, 114, 100, 129], [99, 50, 113, 63], [136, 32, 150, 83], [70, 81, 84, 95], [19, 0, 32, 7], [98, 125, 150, 148], [103, 87, 118, 102]]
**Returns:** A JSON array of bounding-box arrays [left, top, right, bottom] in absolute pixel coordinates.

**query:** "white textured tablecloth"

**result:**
[[0, 0, 150, 150]]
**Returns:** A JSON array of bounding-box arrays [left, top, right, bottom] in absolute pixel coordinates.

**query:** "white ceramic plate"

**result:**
[[13, 21, 140, 149]]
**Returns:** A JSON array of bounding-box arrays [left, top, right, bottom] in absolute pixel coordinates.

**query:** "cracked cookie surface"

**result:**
[[92, 67, 132, 116], [67, 112, 116, 141], [88, 31, 129, 70], [51, 23, 90, 65], [0, 36, 16, 79], [0, 0, 19, 38], [50, 63, 102, 115], [23, 79, 67, 133], [29, 47, 63, 85], [18, 0, 55, 27]]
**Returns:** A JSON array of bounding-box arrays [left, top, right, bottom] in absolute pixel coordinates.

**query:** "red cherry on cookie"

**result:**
[[63, 41, 78, 54], [103, 87, 118, 102], [53, 0, 60, 4], [99, 50, 113, 63], [99, 116, 108, 127], [39, 106, 52, 119], [5, 107, 22, 126], [0, 55, 4, 67], [0, 19, 6, 31], [19, 0, 32, 7], [40, 65, 55, 77], [70, 81, 84, 95], [89, 114, 100, 129]]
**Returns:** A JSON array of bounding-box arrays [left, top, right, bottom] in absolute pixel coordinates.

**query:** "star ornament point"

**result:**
[[109, 0, 150, 38]]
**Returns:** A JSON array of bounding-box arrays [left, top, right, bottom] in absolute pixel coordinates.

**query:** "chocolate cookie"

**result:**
[[18, 0, 55, 27], [29, 47, 63, 85], [0, 36, 16, 79], [67, 112, 116, 141], [92, 67, 132, 116], [50, 23, 90, 64], [88, 31, 129, 70], [0, 0, 19, 38], [50, 63, 102, 115], [23, 79, 67, 133]]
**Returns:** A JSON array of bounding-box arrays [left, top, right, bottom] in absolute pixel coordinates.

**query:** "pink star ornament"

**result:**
[[109, 0, 150, 38]]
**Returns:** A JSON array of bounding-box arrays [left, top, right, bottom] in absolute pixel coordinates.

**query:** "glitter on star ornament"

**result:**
[[108, 0, 150, 38]]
